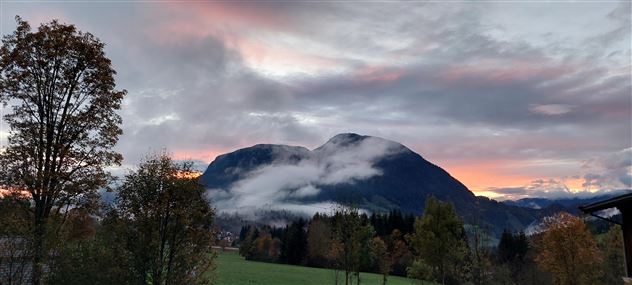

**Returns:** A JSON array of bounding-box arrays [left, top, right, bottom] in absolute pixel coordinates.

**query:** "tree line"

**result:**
[[0, 154, 217, 285], [237, 198, 626, 285]]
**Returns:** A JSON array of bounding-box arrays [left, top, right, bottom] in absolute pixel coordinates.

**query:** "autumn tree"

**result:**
[[387, 229, 413, 276], [251, 233, 281, 262], [408, 197, 469, 285], [535, 212, 602, 285], [371, 236, 390, 285], [0, 17, 125, 284], [116, 153, 216, 285], [306, 214, 333, 267]]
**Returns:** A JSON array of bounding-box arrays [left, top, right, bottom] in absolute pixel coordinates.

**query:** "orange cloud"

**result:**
[[172, 149, 226, 163]]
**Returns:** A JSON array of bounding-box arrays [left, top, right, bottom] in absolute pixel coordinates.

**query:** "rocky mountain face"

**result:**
[[200, 133, 559, 236]]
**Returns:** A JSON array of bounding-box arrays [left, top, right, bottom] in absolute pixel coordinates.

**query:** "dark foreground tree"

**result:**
[[116, 154, 216, 285], [0, 17, 125, 284], [0, 193, 33, 284], [408, 197, 469, 285]]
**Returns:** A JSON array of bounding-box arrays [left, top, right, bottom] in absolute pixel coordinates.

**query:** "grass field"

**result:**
[[214, 251, 424, 285]]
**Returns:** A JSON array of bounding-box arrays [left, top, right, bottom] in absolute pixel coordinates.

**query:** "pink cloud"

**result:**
[[439, 59, 579, 85], [353, 66, 405, 84]]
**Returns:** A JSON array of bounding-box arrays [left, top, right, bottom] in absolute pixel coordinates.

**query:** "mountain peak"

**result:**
[[324, 133, 369, 146]]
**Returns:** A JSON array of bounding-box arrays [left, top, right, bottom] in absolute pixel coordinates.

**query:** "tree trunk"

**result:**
[[32, 215, 47, 285]]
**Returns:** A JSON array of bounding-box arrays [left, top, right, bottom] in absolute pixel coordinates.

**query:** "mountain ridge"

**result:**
[[200, 133, 558, 235]]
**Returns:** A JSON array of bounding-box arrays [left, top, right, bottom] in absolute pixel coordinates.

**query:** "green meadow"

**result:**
[[214, 251, 426, 285]]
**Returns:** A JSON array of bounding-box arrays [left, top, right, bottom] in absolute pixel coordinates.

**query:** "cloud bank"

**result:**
[[207, 137, 404, 217]]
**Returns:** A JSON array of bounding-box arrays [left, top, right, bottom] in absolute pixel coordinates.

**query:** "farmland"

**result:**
[[214, 250, 425, 285]]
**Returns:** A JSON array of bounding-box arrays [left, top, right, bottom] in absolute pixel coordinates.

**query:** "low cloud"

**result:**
[[490, 148, 632, 200], [207, 137, 404, 218], [529, 104, 574, 116], [582, 147, 632, 190]]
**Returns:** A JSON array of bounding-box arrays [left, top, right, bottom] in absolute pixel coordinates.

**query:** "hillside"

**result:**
[[201, 133, 551, 235]]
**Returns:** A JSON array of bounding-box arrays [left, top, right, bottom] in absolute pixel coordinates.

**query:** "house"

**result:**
[[580, 193, 632, 284]]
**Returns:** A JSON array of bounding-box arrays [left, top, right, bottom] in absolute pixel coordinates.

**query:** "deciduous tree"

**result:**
[[0, 17, 125, 284], [371, 236, 390, 285], [408, 197, 469, 285], [535, 212, 602, 285], [306, 215, 333, 267], [116, 153, 216, 285]]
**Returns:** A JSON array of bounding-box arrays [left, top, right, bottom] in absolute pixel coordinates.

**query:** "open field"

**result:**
[[214, 250, 426, 285]]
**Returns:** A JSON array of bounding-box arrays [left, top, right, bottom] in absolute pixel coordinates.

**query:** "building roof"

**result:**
[[579, 193, 632, 213]]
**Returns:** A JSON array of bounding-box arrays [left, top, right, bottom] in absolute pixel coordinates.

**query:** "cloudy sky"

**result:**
[[0, 1, 630, 200]]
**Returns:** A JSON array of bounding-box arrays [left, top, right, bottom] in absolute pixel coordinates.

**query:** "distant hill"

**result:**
[[201, 133, 572, 236], [502, 191, 631, 214]]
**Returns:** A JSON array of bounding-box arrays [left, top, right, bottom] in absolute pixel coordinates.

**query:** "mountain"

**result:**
[[201, 133, 553, 236], [503, 191, 631, 213]]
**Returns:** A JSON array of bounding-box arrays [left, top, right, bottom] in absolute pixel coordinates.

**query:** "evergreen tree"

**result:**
[[281, 219, 307, 265]]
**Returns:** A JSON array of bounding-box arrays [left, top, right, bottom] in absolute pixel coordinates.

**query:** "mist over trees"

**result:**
[[235, 200, 626, 285]]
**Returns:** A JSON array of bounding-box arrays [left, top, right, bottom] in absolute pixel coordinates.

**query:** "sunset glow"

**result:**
[[1, 1, 629, 200]]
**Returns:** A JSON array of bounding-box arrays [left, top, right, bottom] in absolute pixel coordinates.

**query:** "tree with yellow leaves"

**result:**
[[535, 212, 602, 285]]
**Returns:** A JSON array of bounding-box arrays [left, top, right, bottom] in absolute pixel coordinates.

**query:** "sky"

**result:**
[[0, 1, 630, 200]]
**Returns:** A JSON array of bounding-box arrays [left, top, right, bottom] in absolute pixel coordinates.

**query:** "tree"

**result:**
[[0, 17, 125, 284], [371, 236, 391, 285], [469, 226, 493, 285], [47, 207, 135, 285], [116, 153, 216, 285], [535, 212, 602, 285], [497, 230, 529, 282], [599, 225, 625, 285], [407, 260, 434, 285], [331, 207, 374, 285], [306, 215, 333, 267], [0, 193, 33, 284], [408, 197, 469, 285], [281, 219, 307, 265], [239, 226, 259, 260], [388, 229, 413, 277]]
